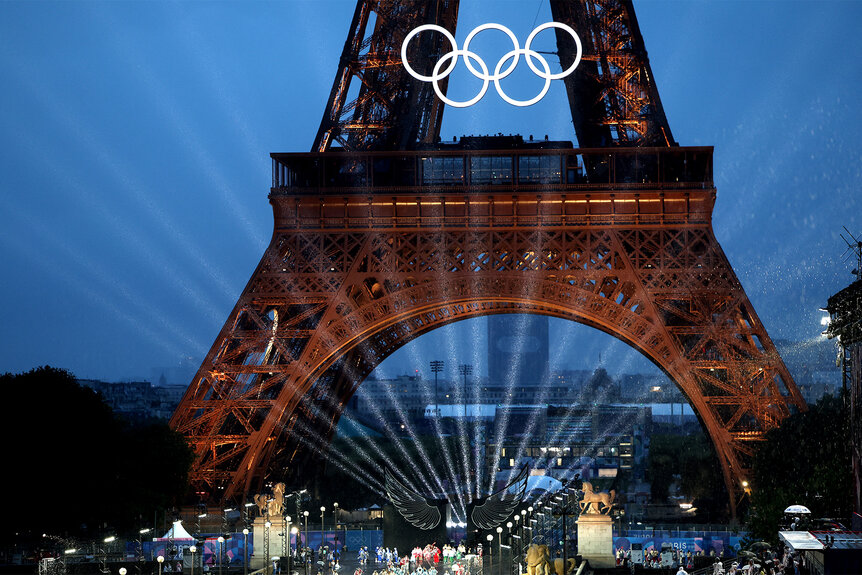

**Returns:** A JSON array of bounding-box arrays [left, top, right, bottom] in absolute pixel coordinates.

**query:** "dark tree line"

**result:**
[[646, 427, 730, 522], [747, 392, 852, 542], [1, 366, 193, 541]]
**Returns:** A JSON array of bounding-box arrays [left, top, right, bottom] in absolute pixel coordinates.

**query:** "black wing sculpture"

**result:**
[[470, 466, 530, 530], [385, 469, 442, 530]]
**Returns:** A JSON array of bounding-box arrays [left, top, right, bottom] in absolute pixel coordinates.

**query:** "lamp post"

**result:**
[[303, 511, 309, 575], [332, 504, 338, 552], [190, 545, 197, 575], [217, 536, 225, 575], [495, 527, 503, 575], [224, 508, 234, 536], [486, 534, 494, 575], [157, 555, 164, 575], [515, 515, 523, 573], [242, 530, 249, 575], [320, 506, 326, 550], [284, 515, 292, 565], [245, 502, 256, 530], [290, 527, 299, 575], [535, 503, 543, 540], [430, 360, 444, 417], [137, 528, 151, 572]]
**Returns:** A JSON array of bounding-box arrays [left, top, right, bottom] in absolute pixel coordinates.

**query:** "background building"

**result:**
[[825, 277, 862, 530], [488, 314, 550, 386], [77, 379, 185, 422]]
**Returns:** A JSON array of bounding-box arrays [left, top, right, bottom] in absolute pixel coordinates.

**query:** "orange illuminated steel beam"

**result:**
[[171, 142, 805, 518]]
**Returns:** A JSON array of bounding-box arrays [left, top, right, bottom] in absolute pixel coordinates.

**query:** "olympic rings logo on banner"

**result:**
[[400, 22, 582, 108]]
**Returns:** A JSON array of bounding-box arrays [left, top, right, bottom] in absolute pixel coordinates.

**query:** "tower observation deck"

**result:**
[[271, 137, 714, 230]]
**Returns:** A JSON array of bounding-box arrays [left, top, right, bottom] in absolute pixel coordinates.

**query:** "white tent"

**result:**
[[156, 520, 195, 541]]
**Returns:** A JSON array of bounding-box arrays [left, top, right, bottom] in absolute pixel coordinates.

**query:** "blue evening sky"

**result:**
[[1, 1, 860, 383]]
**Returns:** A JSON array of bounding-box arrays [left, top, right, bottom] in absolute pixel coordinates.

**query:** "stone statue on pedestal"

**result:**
[[578, 482, 615, 515], [252, 482, 286, 517], [575, 482, 617, 568]]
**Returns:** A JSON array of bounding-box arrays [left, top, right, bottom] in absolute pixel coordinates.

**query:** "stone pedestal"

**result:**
[[250, 517, 289, 571], [576, 514, 615, 569]]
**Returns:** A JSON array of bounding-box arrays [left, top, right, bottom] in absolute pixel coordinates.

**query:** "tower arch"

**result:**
[[171, 0, 805, 519]]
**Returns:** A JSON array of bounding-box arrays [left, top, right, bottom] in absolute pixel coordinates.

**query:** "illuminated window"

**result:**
[[470, 156, 513, 184], [422, 156, 464, 185], [518, 155, 561, 184]]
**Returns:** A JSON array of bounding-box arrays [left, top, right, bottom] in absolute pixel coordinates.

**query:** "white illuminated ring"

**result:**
[[431, 50, 490, 108], [461, 23, 521, 81], [401, 22, 582, 108], [494, 47, 551, 107], [524, 22, 582, 80], [401, 24, 458, 82]]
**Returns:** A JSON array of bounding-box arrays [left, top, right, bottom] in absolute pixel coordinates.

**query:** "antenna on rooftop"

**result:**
[[839, 226, 862, 282]]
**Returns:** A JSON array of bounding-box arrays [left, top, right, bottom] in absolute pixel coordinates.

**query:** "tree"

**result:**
[[646, 429, 729, 521], [0, 366, 193, 540], [747, 392, 852, 542]]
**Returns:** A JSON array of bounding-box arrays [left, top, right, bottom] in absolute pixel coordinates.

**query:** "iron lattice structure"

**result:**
[[170, 0, 806, 516], [313, 0, 459, 152], [550, 0, 675, 147]]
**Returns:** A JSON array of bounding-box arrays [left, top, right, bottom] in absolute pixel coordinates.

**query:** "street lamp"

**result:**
[[332, 504, 339, 551], [190, 545, 197, 575], [120, 568, 127, 575], [157, 555, 164, 575], [430, 360, 444, 417], [244, 502, 256, 532], [284, 515, 292, 564], [290, 527, 299, 575], [486, 534, 494, 575], [217, 536, 225, 575], [303, 511, 309, 575], [320, 506, 326, 549], [242, 530, 249, 575], [224, 508, 235, 536]]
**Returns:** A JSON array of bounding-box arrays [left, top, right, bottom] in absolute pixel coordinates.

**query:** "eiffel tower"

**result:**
[[170, 0, 806, 517]]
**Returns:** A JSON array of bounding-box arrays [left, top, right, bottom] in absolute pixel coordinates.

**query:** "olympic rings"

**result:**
[[400, 22, 582, 108]]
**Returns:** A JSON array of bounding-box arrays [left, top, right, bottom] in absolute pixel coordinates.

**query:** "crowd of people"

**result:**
[[708, 547, 807, 575], [350, 543, 478, 575], [608, 544, 806, 575], [613, 546, 727, 570]]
